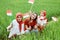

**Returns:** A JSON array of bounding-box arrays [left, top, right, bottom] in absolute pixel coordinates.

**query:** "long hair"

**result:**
[[30, 13, 37, 21]]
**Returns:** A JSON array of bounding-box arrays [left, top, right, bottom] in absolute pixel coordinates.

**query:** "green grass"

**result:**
[[0, 0, 60, 40]]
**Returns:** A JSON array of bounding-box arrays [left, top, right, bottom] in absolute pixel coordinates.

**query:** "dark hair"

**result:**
[[30, 13, 37, 21], [34, 16, 37, 21]]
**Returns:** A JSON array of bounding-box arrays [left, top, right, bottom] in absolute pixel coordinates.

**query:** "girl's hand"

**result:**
[[7, 26, 10, 30], [27, 26, 31, 30], [7, 24, 13, 31], [34, 25, 38, 30]]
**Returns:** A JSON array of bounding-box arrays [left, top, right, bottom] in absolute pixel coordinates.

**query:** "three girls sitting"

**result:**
[[7, 10, 48, 38]]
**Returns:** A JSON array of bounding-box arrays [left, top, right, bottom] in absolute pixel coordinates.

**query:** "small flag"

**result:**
[[28, 0, 34, 4], [52, 17, 58, 22], [6, 10, 12, 16]]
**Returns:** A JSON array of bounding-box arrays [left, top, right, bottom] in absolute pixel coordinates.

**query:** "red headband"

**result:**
[[40, 10, 46, 16], [43, 11, 46, 16], [16, 12, 23, 18]]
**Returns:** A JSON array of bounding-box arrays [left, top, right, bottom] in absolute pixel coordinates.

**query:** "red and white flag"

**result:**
[[6, 10, 12, 16], [28, 0, 34, 4]]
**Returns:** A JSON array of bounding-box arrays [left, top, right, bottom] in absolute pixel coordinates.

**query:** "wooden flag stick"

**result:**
[[29, 0, 35, 13], [29, 4, 33, 12]]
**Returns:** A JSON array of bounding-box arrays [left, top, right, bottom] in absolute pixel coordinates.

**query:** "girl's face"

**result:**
[[16, 16, 22, 22], [40, 12, 44, 16], [33, 14, 37, 19], [30, 14, 34, 20]]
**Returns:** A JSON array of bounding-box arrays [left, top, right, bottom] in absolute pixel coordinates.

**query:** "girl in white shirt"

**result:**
[[7, 12, 25, 38], [37, 10, 47, 31]]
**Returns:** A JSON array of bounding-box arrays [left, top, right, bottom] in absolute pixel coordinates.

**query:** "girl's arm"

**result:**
[[25, 25, 28, 29], [34, 24, 38, 29], [7, 23, 13, 31], [25, 25, 31, 30]]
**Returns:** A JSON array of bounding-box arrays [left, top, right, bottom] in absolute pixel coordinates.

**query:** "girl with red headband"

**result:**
[[37, 10, 47, 31], [7, 12, 25, 38]]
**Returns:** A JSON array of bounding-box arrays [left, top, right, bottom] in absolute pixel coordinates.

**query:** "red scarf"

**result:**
[[16, 13, 23, 32], [19, 21, 23, 32], [16, 19, 23, 32]]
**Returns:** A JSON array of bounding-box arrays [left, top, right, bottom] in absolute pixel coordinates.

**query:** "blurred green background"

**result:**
[[0, 0, 60, 40]]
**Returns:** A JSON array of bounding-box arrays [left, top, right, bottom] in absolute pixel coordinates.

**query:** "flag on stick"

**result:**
[[6, 10, 12, 16], [28, 0, 34, 4]]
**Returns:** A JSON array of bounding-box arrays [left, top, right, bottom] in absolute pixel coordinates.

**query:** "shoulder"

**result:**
[[11, 19, 17, 23]]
